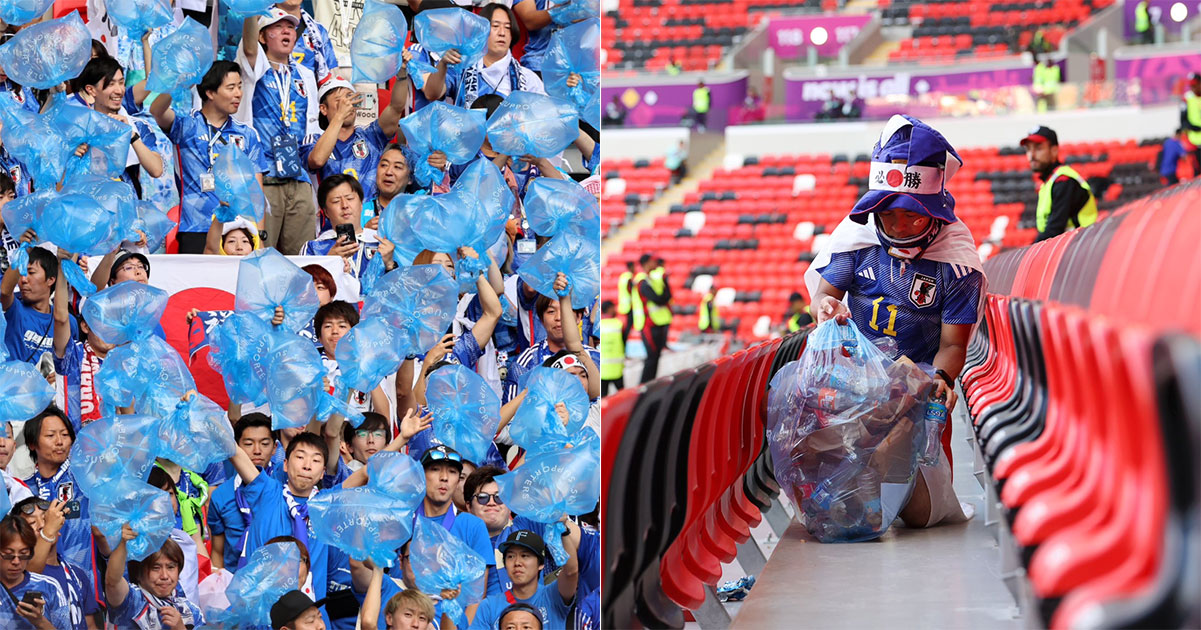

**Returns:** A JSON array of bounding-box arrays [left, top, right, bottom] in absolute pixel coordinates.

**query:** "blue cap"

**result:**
[[850, 115, 963, 224]]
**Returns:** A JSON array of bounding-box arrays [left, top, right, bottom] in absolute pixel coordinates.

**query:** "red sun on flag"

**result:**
[[886, 169, 904, 187]]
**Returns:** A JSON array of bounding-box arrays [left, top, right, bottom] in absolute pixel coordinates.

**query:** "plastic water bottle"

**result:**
[[919, 394, 948, 466]]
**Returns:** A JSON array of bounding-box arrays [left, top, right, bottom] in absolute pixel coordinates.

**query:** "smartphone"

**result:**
[[334, 223, 357, 245], [21, 590, 42, 605], [63, 500, 82, 520]]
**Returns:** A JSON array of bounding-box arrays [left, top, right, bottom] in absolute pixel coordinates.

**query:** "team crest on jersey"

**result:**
[[352, 139, 368, 159], [231, 135, 247, 150], [294, 79, 307, 98], [56, 482, 74, 502], [8, 166, 20, 184], [910, 273, 937, 308]]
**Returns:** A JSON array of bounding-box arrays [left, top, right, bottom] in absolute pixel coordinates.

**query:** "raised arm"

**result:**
[[556, 276, 599, 399], [242, 16, 261, 67], [556, 518, 581, 602], [53, 251, 74, 359], [128, 31, 154, 107], [130, 131, 164, 178], [465, 248, 502, 350], [229, 436, 261, 486], [377, 67, 411, 138], [341, 408, 432, 488], [306, 93, 359, 170], [512, 0, 553, 31], [149, 92, 176, 135], [104, 524, 136, 609], [394, 358, 417, 421], [422, 49, 461, 102], [359, 565, 384, 630]]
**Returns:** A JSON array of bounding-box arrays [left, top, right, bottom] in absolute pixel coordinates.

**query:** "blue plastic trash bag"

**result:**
[[365, 451, 426, 504], [159, 393, 238, 471], [223, 0, 276, 18], [426, 364, 500, 466], [309, 486, 417, 567], [0, 190, 54, 276], [333, 317, 404, 394], [376, 195, 426, 267], [406, 55, 438, 90], [409, 517, 488, 628], [0, 311, 5, 362], [146, 19, 215, 105], [548, 0, 598, 26], [413, 158, 512, 290], [766, 320, 935, 543], [543, 19, 600, 128], [134, 202, 177, 253], [63, 175, 141, 248], [349, 3, 409, 84], [517, 229, 600, 310], [69, 414, 159, 502], [46, 97, 133, 180], [206, 312, 275, 407], [524, 177, 599, 239], [265, 332, 327, 429], [91, 485, 175, 562], [95, 335, 194, 414], [38, 194, 120, 296], [0, 361, 55, 422], [236, 248, 321, 333], [413, 9, 489, 71], [0, 12, 91, 89], [214, 141, 267, 223], [361, 264, 458, 357], [399, 101, 486, 166], [0, 0, 54, 26], [225, 542, 300, 627], [0, 100, 70, 191], [509, 366, 591, 455], [0, 477, 10, 521], [495, 433, 600, 564], [106, 0, 173, 38], [486, 91, 579, 158], [81, 282, 169, 346]]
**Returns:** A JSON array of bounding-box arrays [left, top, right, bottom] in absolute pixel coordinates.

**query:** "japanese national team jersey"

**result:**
[[0, 571, 73, 630], [293, 11, 340, 81], [817, 246, 983, 364], [169, 111, 269, 233], [301, 121, 390, 201], [237, 49, 320, 182], [24, 463, 97, 603], [0, 80, 39, 113]]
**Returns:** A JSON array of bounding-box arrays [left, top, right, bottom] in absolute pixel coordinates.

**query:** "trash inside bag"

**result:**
[[486, 91, 579, 158], [542, 19, 600, 127], [0, 12, 91, 89], [309, 486, 417, 567], [105, 0, 173, 39], [524, 177, 599, 239], [333, 317, 404, 394], [494, 433, 599, 564], [81, 282, 170, 346], [548, 0, 598, 26], [224, 542, 301, 627], [146, 19, 215, 101], [158, 393, 238, 471], [91, 485, 176, 561], [365, 451, 426, 504], [235, 248, 321, 333], [0, 361, 55, 422], [206, 312, 275, 407], [509, 367, 591, 456], [516, 229, 600, 310], [413, 9, 489, 72], [426, 364, 501, 466], [69, 414, 159, 502], [767, 320, 935, 543], [361, 264, 458, 357], [214, 141, 267, 223], [350, 3, 409, 84], [0, 0, 54, 26], [409, 517, 488, 629]]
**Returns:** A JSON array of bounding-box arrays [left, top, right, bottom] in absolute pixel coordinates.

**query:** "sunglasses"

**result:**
[[17, 500, 50, 516], [474, 492, 504, 506], [0, 550, 32, 562], [425, 450, 462, 464]]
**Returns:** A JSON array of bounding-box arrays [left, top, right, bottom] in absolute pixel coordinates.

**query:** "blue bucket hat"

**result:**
[[849, 115, 963, 224]]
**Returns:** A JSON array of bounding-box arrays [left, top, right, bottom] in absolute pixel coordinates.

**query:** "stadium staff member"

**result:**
[[598, 300, 625, 396], [784, 291, 813, 333], [1182, 72, 1201, 170], [616, 261, 637, 345], [1021, 125, 1097, 242], [1031, 56, 1060, 114], [805, 114, 984, 529], [636, 253, 672, 383], [697, 287, 720, 333]]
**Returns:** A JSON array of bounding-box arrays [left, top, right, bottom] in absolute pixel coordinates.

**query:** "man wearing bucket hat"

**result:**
[[803, 114, 985, 529], [1020, 125, 1097, 242]]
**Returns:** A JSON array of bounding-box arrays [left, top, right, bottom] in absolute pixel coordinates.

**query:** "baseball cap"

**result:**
[[497, 530, 547, 560], [1020, 125, 1059, 147], [258, 8, 300, 30], [109, 250, 150, 284], [270, 590, 325, 630], [420, 444, 463, 469], [317, 74, 354, 103], [849, 114, 963, 224]]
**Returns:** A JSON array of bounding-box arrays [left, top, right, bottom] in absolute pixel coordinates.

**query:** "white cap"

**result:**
[[317, 74, 354, 103], [222, 217, 258, 236], [258, 8, 300, 30]]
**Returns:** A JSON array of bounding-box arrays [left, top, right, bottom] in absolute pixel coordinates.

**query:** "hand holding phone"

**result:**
[[334, 223, 358, 246]]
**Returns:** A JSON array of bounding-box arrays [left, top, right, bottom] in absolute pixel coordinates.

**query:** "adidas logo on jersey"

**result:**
[[857, 268, 877, 281]]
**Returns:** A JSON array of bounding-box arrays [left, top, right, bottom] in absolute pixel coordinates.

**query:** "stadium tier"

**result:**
[[602, 157, 674, 237]]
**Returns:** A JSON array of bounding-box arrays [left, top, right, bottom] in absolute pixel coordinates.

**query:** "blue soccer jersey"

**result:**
[[169, 111, 270, 233], [301, 121, 390, 201], [294, 12, 339, 81], [817, 246, 983, 364], [245, 57, 318, 182], [0, 80, 39, 113], [514, 0, 553, 72]]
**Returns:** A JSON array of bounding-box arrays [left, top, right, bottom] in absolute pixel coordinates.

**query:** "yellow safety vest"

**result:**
[[787, 306, 811, 332], [599, 317, 624, 380], [644, 268, 673, 327], [617, 271, 633, 315], [1186, 92, 1201, 146], [1135, 1, 1150, 33], [693, 87, 710, 114], [1036, 164, 1098, 235], [698, 293, 720, 331], [630, 272, 647, 331], [1033, 63, 1061, 94]]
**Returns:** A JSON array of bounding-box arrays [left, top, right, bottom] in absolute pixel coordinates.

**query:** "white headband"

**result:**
[[868, 162, 945, 195]]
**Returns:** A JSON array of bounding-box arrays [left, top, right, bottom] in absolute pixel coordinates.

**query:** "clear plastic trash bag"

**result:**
[[409, 517, 488, 629], [398, 101, 486, 166], [134, 201, 177, 253], [524, 177, 599, 239], [146, 18, 215, 104], [158, 393, 238, 471], [509, 366, 591, 455], [494, 432, 599, 564], [376, 195, 427, 267], [516, 229, 600, 310], [542, 19, 600, 128], [364, 451, 426, 504], [548, 0, 598, 26], [361, 264, 458, 357], [235, 248, 321, 333], [349, 2, 409, 84], [68, 413, 159, 502], [0, 11, 91, 89], [265, 332, 327, 429], [205, 311, 275, 407], [213, 141, 267, 223], [105, 0, 173, 39], [224, 542, 301, 627], [81, 282, 170, 346], [92, 485, 176, 561], [413, 8, 489, 72], [766, 320, 935, 543], [333, 317, 404, 394], [309, 486, 417, 567], [426, 364, 501, 466], [0, 0, 54, 26], [0, 361, 55, 422], [486, 91, 579, 159], [222, 0, 276, 19], [0, 100, 71, 191]]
